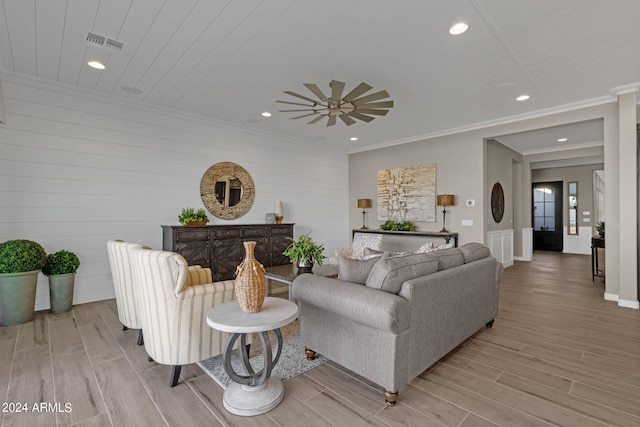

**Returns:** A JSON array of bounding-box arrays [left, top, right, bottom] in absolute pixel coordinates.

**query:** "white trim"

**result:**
[[618, 299, 640, 309], [487, 230, 514, 267], [562, 226, 592, 255], [610, 82, 640, 96], [520, 228, 533, 261], [604, 292, 619, 302]]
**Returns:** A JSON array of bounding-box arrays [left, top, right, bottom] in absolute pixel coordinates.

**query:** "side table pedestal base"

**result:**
[[223, 378, 284, 416]]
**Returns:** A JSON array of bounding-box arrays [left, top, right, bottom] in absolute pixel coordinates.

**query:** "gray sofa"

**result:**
[[291, 242, 503, 406]]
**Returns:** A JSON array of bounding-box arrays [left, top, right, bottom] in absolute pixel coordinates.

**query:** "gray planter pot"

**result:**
[[48, 272, 76, 314], [0, 270, 40, 326]]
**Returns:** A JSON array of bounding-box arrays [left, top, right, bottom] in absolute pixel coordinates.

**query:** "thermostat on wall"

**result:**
[[466, 199, 475, 206]]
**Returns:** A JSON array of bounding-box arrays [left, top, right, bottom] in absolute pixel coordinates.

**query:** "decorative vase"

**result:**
[[297, 259, 313, 274], [48, 272, 76, 314], [0, 270, 39, 326], [234, 241, 267, 313]]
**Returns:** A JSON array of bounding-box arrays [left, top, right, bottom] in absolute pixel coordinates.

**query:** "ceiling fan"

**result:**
[[277, 80, 393, 126]]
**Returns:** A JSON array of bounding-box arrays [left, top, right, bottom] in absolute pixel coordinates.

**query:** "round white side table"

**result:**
[[206, 297, 298, 416]]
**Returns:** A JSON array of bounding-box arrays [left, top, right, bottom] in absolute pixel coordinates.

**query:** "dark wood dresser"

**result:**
[[162, 224, 294, 281]]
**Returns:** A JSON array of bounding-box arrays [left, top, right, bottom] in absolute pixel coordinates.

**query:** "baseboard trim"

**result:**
[[604, 292, 618, 302], [618, 299, 640, 309]]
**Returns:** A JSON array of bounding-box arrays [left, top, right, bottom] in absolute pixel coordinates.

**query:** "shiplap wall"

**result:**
[[0, 75, 348, 310]]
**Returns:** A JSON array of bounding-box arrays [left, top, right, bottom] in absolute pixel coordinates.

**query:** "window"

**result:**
[[533, 187, 555, 231], [568, 182, 578, 235]]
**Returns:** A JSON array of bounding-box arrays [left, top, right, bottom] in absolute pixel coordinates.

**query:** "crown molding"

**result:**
[[610, 82, 640, 96]]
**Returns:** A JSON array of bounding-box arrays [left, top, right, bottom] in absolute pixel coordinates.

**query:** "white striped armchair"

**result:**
[[130, 247, 236, 387]]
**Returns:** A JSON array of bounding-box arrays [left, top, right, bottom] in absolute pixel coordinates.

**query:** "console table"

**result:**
[[591, 235, 605, 281], [353, 228, 458, 248], [162, 224, 293, 281]]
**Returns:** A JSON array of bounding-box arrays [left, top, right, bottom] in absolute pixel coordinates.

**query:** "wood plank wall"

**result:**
[[0, 75, 349, 309]]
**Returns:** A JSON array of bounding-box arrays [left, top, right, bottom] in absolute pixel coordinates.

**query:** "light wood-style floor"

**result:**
[[2, 251, 639, 426]]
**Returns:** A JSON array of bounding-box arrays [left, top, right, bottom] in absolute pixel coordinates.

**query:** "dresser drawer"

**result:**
[[214, 228, 241, 238], [176, 229, 209, 240], [241, 226, 267, 237], [270, 225, 293, 236]]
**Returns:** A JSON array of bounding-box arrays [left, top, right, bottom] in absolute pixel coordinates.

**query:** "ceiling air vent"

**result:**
[[85, 32, 124, 53], [86, 32, 105, 46], [105, 38, 124, 52]]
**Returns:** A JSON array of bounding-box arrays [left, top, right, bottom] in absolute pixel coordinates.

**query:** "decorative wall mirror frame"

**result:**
[[491, 182, 505, 223], [200, 162, 255, 220]]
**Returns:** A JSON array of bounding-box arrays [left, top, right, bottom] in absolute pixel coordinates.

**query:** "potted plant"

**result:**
[[283, 233, 325, 273], [43, 250, 80, 314], [379, 220, 416, 232], [596, 221, 605, 238], [178, 207, 210, 226], [0, 239, 47, 326]]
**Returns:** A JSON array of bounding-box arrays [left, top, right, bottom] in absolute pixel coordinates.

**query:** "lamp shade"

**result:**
[[357, 198, 372, 208], [437, 194, 455, 206]]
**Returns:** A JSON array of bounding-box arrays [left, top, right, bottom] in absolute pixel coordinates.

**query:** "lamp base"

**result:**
[[275, 215, 283, 224], [439, 227, 449, 233], [360, 226, 369, 230]]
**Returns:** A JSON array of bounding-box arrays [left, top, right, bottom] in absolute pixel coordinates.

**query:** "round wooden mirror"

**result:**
[[491, 182, 505, 223], [201, 162, 255, 219]]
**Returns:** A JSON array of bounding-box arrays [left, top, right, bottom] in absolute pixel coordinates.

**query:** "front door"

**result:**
[[533, 181, 563, 252]]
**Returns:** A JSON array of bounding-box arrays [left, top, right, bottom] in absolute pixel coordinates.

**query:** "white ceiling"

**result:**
[[0, 0, 638, 154]]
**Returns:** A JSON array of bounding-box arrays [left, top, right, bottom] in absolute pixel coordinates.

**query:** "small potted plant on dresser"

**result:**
[[43, 250, 80, 314], [283, 233, 325, 273], [0, 239, 47, 326], [178, 207, 210, 226]]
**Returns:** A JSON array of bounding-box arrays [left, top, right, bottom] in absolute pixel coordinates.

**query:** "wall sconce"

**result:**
[[437, 194, 455, 233], [357, 198, 372, 229]]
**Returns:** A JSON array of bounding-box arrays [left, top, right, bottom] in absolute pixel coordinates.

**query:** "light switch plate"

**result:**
[[461, 219, 473, 226]]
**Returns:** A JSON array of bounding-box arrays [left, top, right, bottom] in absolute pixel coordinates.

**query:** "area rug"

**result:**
[[198, 319, 327, 389]]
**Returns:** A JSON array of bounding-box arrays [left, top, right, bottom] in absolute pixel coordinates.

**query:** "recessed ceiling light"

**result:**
[[557, 138, 568, 142], [87, 61, 105, 70], [261, 112, 272, 117], [516, 94, 530, 101], [449, 22, 468, 35], [350, 137, 358, 141]]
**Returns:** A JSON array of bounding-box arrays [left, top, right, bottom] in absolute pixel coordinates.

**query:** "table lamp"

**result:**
[[357, 198, 372, 229], [437, 194, 455, 233]]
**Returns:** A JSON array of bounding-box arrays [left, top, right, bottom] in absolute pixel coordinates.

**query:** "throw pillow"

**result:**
[[417, 242, 435, 253], [459, 242, 491, 263], [337, 253, 383, 285], [351, 233, 383, 258], [365, 253, 438, 294]]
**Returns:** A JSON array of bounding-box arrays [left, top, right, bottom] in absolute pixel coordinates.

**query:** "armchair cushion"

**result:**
[[459, 242, 491, 263], [337, 251, 384, 284], [185, 265, 213, 286]]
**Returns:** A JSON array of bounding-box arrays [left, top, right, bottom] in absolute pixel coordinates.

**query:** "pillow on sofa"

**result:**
[[365, 253, 438, 294], [352, 232, 383, 257], [337, 252, 383, 284], [431, 248, 465, 270], [459, 242, 491, 263]]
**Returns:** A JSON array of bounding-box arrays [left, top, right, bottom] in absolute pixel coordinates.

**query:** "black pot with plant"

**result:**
[[43, 250, 81, 314], [282, 233, 325, 273], [0, 239, 47, 326], [596, 221, 605, 238], [179, 207, 210, 226]]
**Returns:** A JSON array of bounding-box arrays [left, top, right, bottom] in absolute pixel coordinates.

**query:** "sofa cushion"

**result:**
[[459, 242, 491, 263], [365, 253, 438, 294], [431, 248, 465, 270], [337, 252, 383, 285]]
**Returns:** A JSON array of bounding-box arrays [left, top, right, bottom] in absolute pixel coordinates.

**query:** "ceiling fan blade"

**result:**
[[339, 114, 357, 126], [352, 90, 391, 106], [355, 109, 389, 116], [307, 114, 326, 125], [277, 100, 317, 107], [278, 109, 317, 112], [326, 115, 337, 127], [291, 112, 320, 119], [349, 112, 375, 123], [303, 83, 328, 101], [355, 100, 394, 109], [342, 82, 373, 102], [284, 90, 319, 104], [330, 80, 345, 100]]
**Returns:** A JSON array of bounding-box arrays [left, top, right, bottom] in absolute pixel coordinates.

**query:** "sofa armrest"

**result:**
[[292, 275, 411, 334]]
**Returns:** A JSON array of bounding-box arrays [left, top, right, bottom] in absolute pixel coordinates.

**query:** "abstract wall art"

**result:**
[[376, 163, 437, 222]]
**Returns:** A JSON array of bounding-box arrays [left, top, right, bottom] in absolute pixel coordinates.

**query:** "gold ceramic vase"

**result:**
[[234, 241, 267, 313]]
